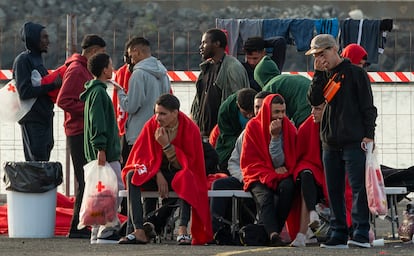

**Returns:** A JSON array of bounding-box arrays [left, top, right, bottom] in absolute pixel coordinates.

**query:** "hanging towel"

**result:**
[[263, 19, 292, 43], [289, 19, 315, 51], [314, 18, 339, 38], [216, 18, 239, 57]]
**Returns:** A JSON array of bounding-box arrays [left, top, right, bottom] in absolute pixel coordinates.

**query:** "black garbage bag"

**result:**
[[3, 161, 63, 193]]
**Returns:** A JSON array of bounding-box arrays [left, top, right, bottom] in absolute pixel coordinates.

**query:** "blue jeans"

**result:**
[[323, 147, 370, 241]]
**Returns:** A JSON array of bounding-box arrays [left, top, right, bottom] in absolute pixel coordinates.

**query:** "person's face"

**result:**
[[311, 102, 325, 123], [358, 58, 369, 69], [313, 46, 338, 71], [103, 58, 114, 80], [254, 98, 264, 116], [245, 50, 266, 68], [270, 103, 286, 121], [127, 45, 143, 65], [199, 33, 217, 60], [238, 104, 254, 120], [155, 104, 178, 128], [39, 29, 50, 53]]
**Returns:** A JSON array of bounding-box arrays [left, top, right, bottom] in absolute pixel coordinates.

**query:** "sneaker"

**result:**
[[290, 233, 306, 247], [348, 234, 371, 248], [309, 210, 321, 230], [143, 222, 157, 241], [305, 228, 318, 244], [320, 237, 348, 249], [67, 228, 91, 239], [269, 233, 286, 247], [90, 227, 98, 244], [97, 233, 122, 244]]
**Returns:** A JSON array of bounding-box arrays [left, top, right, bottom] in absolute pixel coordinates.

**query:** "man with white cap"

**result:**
[[306, 34, 377, 249]]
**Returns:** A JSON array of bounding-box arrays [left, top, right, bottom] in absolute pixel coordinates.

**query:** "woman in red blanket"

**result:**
[[119, 94, 212, 245], [241, 94, 297, 246]]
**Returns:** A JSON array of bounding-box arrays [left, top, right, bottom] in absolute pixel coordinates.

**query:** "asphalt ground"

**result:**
[[1, 197, 413, 256]]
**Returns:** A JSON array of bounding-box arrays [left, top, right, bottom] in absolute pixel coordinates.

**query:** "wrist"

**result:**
[[163, 143, 172, 150]]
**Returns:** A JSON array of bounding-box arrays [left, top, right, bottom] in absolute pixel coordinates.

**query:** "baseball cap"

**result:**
[[305, 34, 337, 55], [81, 34, 106, 49]]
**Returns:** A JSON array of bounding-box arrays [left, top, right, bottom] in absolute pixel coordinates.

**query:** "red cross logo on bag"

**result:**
[[96, 181, 105, 192], [7, 84, 16, 93]]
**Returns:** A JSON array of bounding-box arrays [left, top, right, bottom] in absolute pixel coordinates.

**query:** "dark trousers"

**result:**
[[67, 134, 88, 231], [20, 118, 54, 161], [249, 177, 294, 235], [323, 147, 370, 241], [297, 170, 318, 211], [125, 170, 191, 234], [210, 176, 256, 233]]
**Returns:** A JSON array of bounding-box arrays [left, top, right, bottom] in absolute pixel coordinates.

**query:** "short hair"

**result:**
[[126, 36, 150, 50], [255, 91, 272, 100], [205, 28, 227, 49], [243, 37, 266, 54], [271, 94, 285, 105], [81, 34, 106, 49], [236, 88, 257, 112], [88, 52, 110, 77], [155, 94, 180, 112]]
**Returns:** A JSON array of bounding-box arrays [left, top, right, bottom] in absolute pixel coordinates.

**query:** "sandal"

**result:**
[[118, 233, 148, 244], [177, 234, 192, 245]]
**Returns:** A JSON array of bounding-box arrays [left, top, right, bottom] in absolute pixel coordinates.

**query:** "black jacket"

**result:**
[[308, 59, 377, 149]]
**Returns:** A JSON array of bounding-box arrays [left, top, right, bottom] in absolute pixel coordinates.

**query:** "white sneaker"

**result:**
[[305, 228, 318, 244], [309, 210, 320, 230], [290, 233, 306, 247]]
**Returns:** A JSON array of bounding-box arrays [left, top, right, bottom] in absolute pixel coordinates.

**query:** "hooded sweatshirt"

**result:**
[[117, 56, 171, 145], [254, 56, 311, 128], [57, 53, 92, 136], [12, 22, 57, 123], [341, 43, 368, 65], [80, 79, 120, 163]]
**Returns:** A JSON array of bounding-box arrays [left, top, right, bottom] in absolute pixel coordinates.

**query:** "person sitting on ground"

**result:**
[[240, 94, 298, 246], [215, 88, 257, 173], [120, 94, 212, 245], [241, 36, 287, 92], [254, 56, 311, 128], [210, 91, 272, 243], [290, 102, 329, 247]]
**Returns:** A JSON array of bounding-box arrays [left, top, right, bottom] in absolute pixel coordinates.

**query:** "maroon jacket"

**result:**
[[57, 54, 93, 136]]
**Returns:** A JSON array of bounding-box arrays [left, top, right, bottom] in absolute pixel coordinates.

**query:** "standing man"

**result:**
[[306, 34, 377, 249], [13, 22, 62, 161], [57, 34, 106, 239], [191, 28, 249, 139], [117, 37, 171, 153], [80, 52, 124, 244]]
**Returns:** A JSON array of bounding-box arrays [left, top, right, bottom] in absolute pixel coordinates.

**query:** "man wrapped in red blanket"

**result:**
[[120, 94, 212, 245], [241, 94, 298, 246]]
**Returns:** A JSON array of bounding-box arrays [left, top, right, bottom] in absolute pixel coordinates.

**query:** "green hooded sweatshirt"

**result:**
[[80, 79, 120, 162], [254, 56, 311, 128]]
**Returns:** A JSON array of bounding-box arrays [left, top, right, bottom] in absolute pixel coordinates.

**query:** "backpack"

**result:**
[[239, 224, 269, 246]]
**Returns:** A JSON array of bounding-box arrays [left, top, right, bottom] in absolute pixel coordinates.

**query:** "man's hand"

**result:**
[[270, 118, 282, 138], [97, 150, 106, 166], [314, 56, 326, 71], [155, 127, 169, 148], [156, 171, 169, 198], [275, 166, 288, 174]]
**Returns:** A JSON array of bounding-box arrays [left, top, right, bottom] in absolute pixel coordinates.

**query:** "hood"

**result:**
[[134, 56, 168, 79], [79, 79, 107, 102], [64, 53, 87, 67], [254, 56, 280, 88], [21, 22, 44, 53], [341, 43, 368, 65]]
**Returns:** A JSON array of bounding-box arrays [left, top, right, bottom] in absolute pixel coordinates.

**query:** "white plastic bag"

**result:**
[[365, 142, 388, 216], [78, 160, 119, 229], [0, 79, 35, 122]]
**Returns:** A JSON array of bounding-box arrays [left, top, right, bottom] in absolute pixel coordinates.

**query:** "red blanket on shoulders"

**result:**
[[240, 94, 299, 239], [122, 112, 213, 245], [112, 64, 131, 136]]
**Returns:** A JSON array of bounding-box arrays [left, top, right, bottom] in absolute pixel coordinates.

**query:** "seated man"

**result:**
[[119, 94, 212, 245], [290, 102, 328, 247], [241, 94, 297, 246], [216, 88, 257, 173], [211, 91, 272, 243]]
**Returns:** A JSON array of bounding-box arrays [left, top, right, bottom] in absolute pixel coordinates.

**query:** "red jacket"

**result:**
[[57, 54, 92, 136], [122, 112, 213, 245], [112, 64, 131, 136]]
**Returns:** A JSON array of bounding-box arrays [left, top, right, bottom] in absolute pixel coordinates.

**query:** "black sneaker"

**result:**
[[348, 234, 371, 248], [320, 237, 349, 249], [269, 233, 286, 247], [67, 228, 91, 239], [97, 233, 122, 244]]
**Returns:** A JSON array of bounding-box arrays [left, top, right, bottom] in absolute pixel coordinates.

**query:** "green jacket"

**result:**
[[215, 93, 241, 168], [255, 56, 311, 127], [80, 79, 120, 162]]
